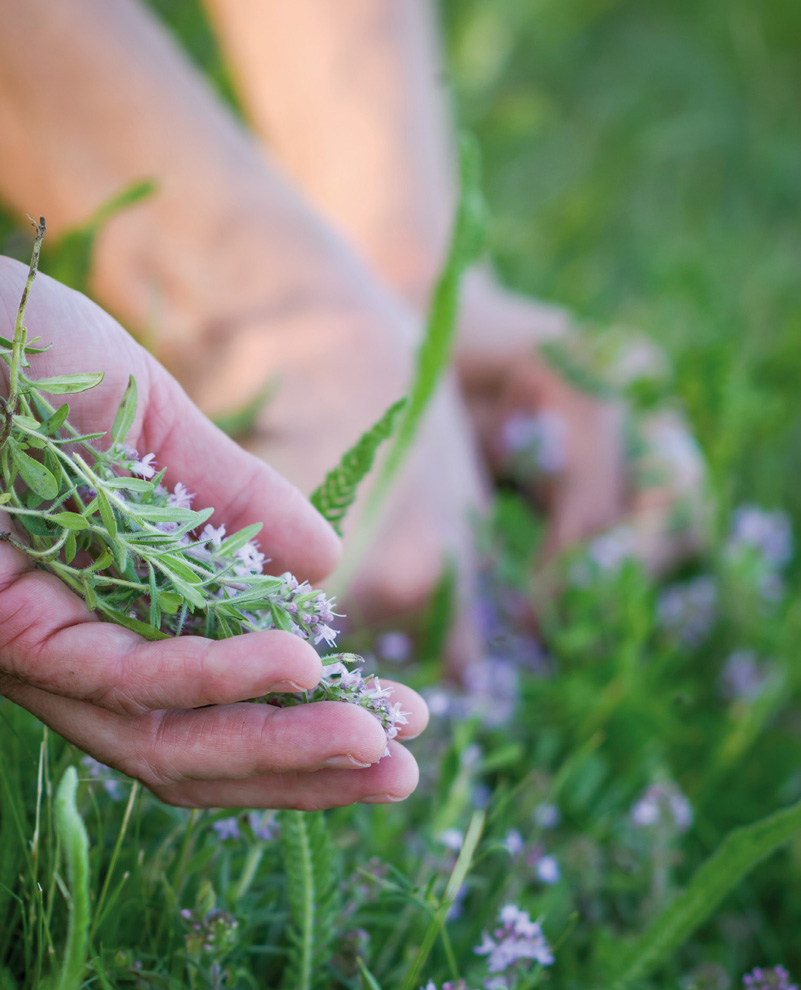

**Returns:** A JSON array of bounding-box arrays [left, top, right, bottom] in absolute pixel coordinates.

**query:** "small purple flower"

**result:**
[[501, 410, 567, 476], [475, 904, 554, 974], [439, 828, 464, 852], [587, 526, 637, 572], [720, 650, 767, 702], [248, 811, 278, 841], [199, 522, 226, 548], [533, 803, 561, 829], [728, 505, 793, 570], [742, 965, 798, 990], [233, 540, 266, 576], [131, 452, 156, 479], [376, 631, 413, 664], [168, 481, 195, 509], [80, 755, 122, 800], [657, 576, 717, 646], [502, 830, 524, 856], [631, 781, 693, 833], [212, 817, 241, 841], [535, 855, 561, 885]]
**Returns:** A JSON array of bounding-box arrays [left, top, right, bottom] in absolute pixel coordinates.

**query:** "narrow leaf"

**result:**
[[41, 403, 70, 436], [96, 602, 170, 640], [219, 522, 263, 556], [51, 511, 89, 531], [111, 375, 138, 446], [33, 372, 105, 395], [96, 490, 117, 539], [611, 796, 801, 987], [368, 134, 485, 517], [8, 439, 58, 500]]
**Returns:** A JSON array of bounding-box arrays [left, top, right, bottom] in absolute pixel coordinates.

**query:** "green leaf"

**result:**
[[157, 591, 182, 615], [129, 503, 206, 523], [103, 476, 153, 492], [8, 439, 59, 500], [41, 403, 70, 436], [86, 549, 114, 572], [401, 811, 485, 990], [111, 375, 138, 446], [45, 178, 157, 293], [309, 397, 406, 534], [64, 529, 77, 564], [96, 601, 169, 640], [51, 511, 89, 531], [279, 810, 340, 990], [81, 577, 98, 612], [356, 959, 384, 990], [32, 372, 105, 395], [95, 490, 117, 539], [368, 134, 485, 517], [147, 564, 160, 629], [53, 767, 91, 990], [219, 522, 263, 556], [610, 795, 801, 987], [212, 376, 277, 440]]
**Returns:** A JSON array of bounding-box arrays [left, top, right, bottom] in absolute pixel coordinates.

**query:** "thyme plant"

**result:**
[[0, 218, 407, 747]]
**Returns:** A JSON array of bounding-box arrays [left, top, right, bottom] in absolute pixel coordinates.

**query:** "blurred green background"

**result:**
[[3, 0, 801, 518]]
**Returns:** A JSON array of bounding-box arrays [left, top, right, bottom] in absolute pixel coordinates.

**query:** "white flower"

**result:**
[[314, 623, 339, 648], [199, 523, 226, 548]]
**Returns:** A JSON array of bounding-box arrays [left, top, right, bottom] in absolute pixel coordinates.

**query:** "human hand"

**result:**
[[0, 256, 428, 808], [455, 272, 705, 572]]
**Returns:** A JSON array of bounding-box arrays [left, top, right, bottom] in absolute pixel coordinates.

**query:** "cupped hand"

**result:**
[[0, 256, 428, 808]]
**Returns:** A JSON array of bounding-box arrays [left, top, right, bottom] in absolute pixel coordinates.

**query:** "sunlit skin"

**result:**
[[0, 257, 428, 809]]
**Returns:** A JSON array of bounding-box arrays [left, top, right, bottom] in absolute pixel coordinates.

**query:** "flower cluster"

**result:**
[[180, 906, 239, 957], [742, 966, 798, 990], [631, 781, 693, 833], [474, 904, 554, 985], [728, 505, 793, 570], [657, 576, 718, 645], [100, 442, 341, 645], [211, 811, 279, 843], [266, 656, 410, 756], [500, 410, 567, 480], [720, 649, 769, 702]]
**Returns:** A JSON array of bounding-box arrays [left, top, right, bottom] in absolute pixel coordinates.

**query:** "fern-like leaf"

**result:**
[[309, 397, 406, 533], [279, 810, 341, 990]]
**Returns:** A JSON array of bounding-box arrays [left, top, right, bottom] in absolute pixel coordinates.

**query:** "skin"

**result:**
[[0, 0, 703, 680], [0, 256, 429, 809]]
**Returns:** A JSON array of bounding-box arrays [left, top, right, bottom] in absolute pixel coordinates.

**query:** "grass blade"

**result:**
[[367, 133, 485, 518], [611, 796, 801, 987], [400, 810, 485, 990]]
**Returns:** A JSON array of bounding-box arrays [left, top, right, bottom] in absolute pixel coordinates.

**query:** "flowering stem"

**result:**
[[400, 810, 485, 990]]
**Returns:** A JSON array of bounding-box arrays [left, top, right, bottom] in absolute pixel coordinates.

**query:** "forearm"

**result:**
[[202, 0, 457, 302], [0, 0, 383, 358]]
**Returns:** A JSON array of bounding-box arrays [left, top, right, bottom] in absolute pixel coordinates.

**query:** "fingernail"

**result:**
[[323, 754, 373, 770], [360, 793, 406, 804], [268, 680, 308, 693]]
